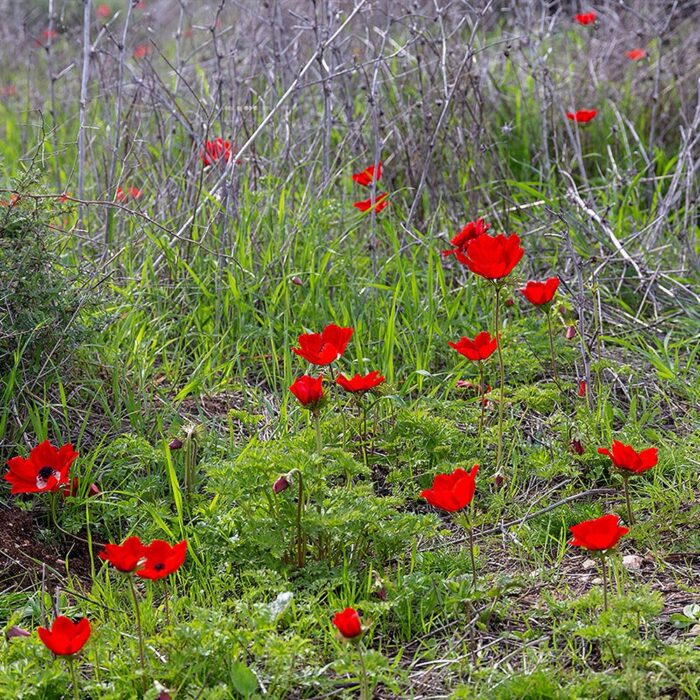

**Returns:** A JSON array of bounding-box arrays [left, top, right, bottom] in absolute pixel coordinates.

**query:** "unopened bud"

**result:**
[[291, 276, 303, 286], [570, 439, 584, 455], [6, 626, 30, 639], [566, 325, 577, 340], [493, 472, 505, 489], [558, 304, 567, 316], [169, 438, 183, 450], [273, 475, 290, 494], [504, 298, 514, 307]]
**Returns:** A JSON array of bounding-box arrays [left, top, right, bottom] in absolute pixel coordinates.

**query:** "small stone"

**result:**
[[582, 558, 597, 570], [622, 554, 644, 571]]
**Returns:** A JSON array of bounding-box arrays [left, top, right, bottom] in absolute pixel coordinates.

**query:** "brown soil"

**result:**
[[0, 504, 97, 592]]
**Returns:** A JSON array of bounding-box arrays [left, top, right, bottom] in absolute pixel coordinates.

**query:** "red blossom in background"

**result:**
[[352, 162, 382, 186], [99, 536, 147, 573], [336, 371, 385, 394], [201, 137, 232, 167], [292, 324, 353, 365], [421, 465, 479, 513], [569, 514, 629, 551], [625, 48, 646, 61], [566, 109, 597, 123], [37, 617, 91, 656], [332, 607, 363, 639], [578, 380, 587, 397], [353, 193, 389, 213], [520, 277, 560, 307], [116, 186, 142, 202], [289, 375, 325, 408], [449, 332, 498, 362], [135, 539, 187, 580], [598, 440, 658, 474], [5, 441, 77, 495], [574, 12, 596, 25], [461, 233, 524, 280], [133, 44, 150, 59], [442, 219, 491, 262], [96, 4, 111, 18]]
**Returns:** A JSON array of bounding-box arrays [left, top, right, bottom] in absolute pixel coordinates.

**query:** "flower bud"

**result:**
[[6, 626, 30, 639], [566, 325, 577, 340], [169, 438, 183, 450], [504, 297, 514, 307], [273, 475, 290, 494], [570, 439, 584, 455], [291, 276, 303, 286], [493, 472, 505, 489]]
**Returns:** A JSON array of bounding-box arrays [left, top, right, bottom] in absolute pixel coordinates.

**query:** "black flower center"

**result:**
[[38, 466, 54, 479], [153, 563, 166, 571]]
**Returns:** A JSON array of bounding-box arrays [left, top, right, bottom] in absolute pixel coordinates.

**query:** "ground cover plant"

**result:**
[[1, 0, 699, 698]]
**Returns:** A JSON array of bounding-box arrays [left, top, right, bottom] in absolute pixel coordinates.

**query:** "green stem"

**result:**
[[623, 476, 634, 525], [128, 576, 148, 688], [361, 401, 368, 471], [296, 471, 305, 568], [493, 284, 506, 473], [67, 656, 80, 700], [477, 361, 485, 443], [546, 309, 560, 386], [466, 512, 477, 588], [357, 642, 370, 700], [163, 579, 171, 627], [601, 555, 609, 612], [313, 410, 323, 453], [50, 491, 59, 530]]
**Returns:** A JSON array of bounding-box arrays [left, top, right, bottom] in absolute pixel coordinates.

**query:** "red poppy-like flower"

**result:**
[[5, 441, 77, 495], [96, 4, 111, 17], [116, 186, 142, 203], [99, 536, 146, 573], [332, 607, 363, 639], [352, 162, 382, 186], [520, 277, 560, 307], [449, 332, 498, 362], [597, 440, 658, 474], [37, 617, 91, 656], [461, 233, 524, 280], [353, 193, 389, 213], [43, 28, 59, 41], [135, 539, 187, 580], [289, 375, 325, 408], [625, 48, 646, 61], [578, 380, 587, 397], [133, 44, 150, 59], [292, 324, 353, 365], [201, 138, 232, 167], [442, 219, 491, 262], [1, 84, 17, 97], [421, 464, 479, 513], [566, 109, 597, 123], [336, 371, 385, 394], [574, 12, 596, 25], [569, 514, 629, 551]]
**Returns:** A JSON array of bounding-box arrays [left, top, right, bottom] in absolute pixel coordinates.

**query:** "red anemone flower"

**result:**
[[37, 617, 91, 656], [292, 324, 353, 365], [625, 48, 646, 61], [448, 332, 498, 362], [5, 441, 77, 495], [442, 219, 491, 262], [598, 440, 658, 474], [336, 371, 385, 394], [289, 375, 325, 408], [353, 193, 389, 213], [135, 539, 187, 580], [133, 44, 150, 59], [578, 379, 587, 397], [201, 137, 232, 167], [421, 465, 479, 513], [574, 12, 596, 25], [520, 277, 560, 307], [569, 514, 629, 551], [566, 109, 597, 123], [352, 162, 382, 186], [461, 233, 524, 280], [332, 607, 363, 640], [96, 4, 111, 18], [99, 536, 147, 573]]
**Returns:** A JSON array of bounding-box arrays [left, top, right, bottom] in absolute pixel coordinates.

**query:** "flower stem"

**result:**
[[49, 491, 59, 530], [546, 308, 560, 385], [477, 361, 485, 443], [163, 580, 171, 627], [357, 642, 370, 700], [128, 576, 148, 689], [493, 284, 506, 473], [623, 476, 634, 525], [601, 555, 609, 612], [67, 656, 80, 700], [313, 410, 323, 454], [296, 471, 305, 568], [466, 513, 477, 588]]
